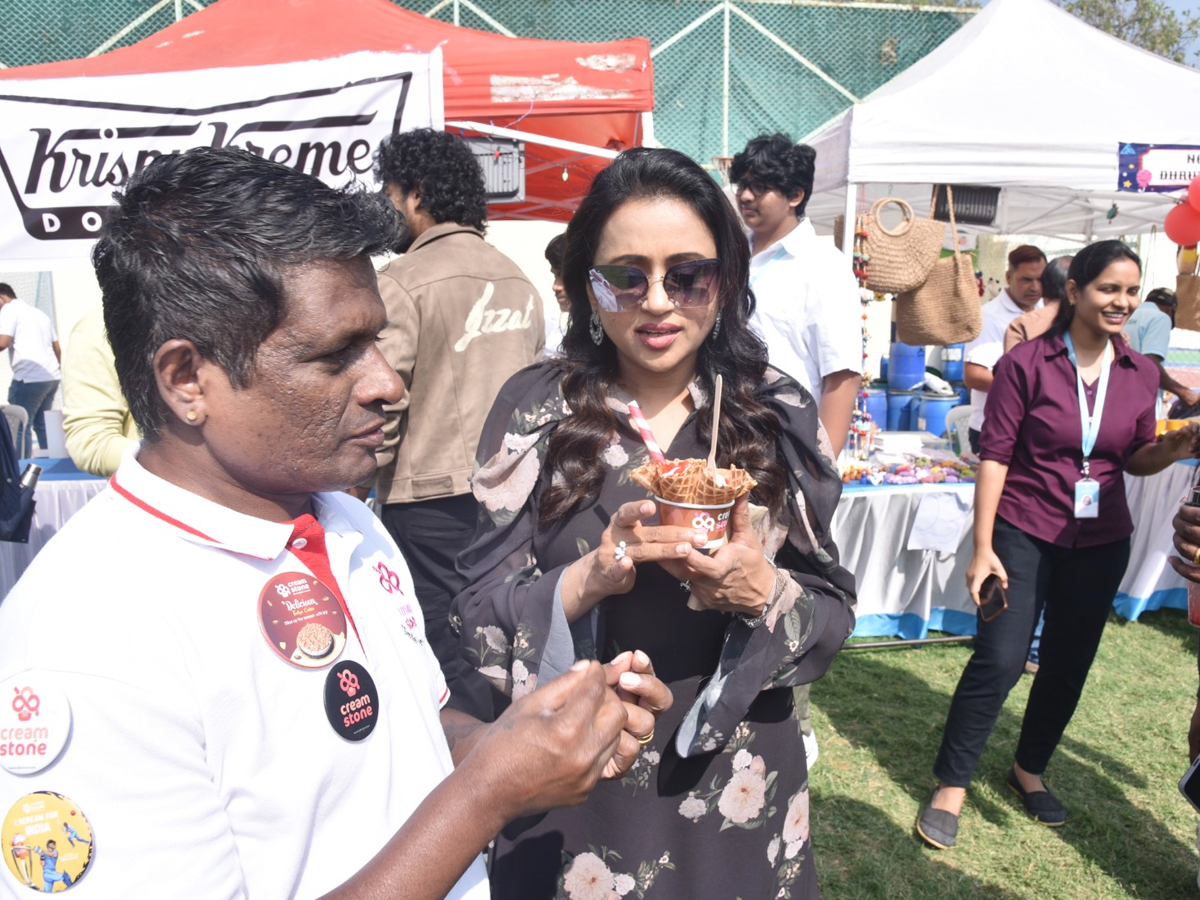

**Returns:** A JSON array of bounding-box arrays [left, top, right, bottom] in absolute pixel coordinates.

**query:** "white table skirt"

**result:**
[[0, 478, 106, 596], [834, 463, 1197, 638]]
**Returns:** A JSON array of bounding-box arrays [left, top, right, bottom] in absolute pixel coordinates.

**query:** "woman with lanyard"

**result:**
[[917, 240, 1200, 850]]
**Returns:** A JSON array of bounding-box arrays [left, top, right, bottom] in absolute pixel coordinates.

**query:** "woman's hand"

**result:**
[[560, 499, 708, 621], [658, 495, 778, 617], [600, 650, 674, 779], [1160, 423, 1200, 461], [966, 546, 1008, 606]]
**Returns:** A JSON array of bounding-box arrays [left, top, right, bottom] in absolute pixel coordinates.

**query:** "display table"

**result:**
[[834, 482, 977, 639], [0, 459, 105, 595], [1114, 460, 1197, 620], [835, 461, 1198, 639]]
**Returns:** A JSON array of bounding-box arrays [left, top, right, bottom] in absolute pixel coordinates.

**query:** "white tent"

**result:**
[[803, 0, 1200, 240]]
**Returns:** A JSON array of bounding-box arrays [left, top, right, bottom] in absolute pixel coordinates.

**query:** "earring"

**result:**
[[709, 311, 723, 343], [186, 410, 198, 422], [589, 311, 605, 346]]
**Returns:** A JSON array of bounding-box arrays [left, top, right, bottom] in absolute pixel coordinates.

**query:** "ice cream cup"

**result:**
[[654, 496, 735, 550]]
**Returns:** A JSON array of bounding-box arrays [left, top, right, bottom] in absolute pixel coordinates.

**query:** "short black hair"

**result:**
[[1041, 255, 1073, 302], [544, 232, 567, 270], [94, 145, 402, 441], [0, 283, 14, 299], [1147, 287, 1178, 309], [1008, 244, 1047, 269], [729, 133, 816, 218], [373, 128, 487, 231]]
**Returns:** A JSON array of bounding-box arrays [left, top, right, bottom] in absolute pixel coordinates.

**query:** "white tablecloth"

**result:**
[[834, 462, 1197, 638], [0, 477, 106, 596], [833, 483, 977, 639]]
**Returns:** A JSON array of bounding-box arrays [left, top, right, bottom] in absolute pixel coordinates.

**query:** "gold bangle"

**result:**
[[637, 731, 655, 746]]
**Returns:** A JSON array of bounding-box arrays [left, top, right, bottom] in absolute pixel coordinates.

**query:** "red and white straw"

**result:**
[[627, 401, 666, 464]]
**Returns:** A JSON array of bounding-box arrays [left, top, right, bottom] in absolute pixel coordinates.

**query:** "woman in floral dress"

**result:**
[[452, 148, 856, 900]]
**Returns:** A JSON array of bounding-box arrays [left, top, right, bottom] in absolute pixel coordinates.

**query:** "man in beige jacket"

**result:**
[[374, 129, 544, 720]]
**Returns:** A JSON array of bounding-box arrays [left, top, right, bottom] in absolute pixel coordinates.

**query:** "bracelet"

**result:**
[[739, 565, 787, 629]]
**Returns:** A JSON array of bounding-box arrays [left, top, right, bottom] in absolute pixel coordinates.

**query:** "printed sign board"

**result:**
[[0, 50, 443, 268]]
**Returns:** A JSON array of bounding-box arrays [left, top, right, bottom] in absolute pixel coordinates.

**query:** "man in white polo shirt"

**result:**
[[730, 133, 862, 457], [964, 245, 1046, 454], [0, 282, 61, 457], [0, 147, 668, 900]]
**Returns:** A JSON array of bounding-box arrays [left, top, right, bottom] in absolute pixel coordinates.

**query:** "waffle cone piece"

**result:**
[[630, 458, 756, 504]]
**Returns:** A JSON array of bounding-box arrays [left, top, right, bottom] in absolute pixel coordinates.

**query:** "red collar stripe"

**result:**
[[110, 474, 217, 543]]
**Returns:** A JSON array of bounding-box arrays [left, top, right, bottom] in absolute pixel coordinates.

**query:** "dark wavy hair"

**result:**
[[1048, 240, 1141, 338], [373, 128, 487, 231], [542, 147, 784, 529], [94, 146, 402, 441], [729, 134, 816, 218]]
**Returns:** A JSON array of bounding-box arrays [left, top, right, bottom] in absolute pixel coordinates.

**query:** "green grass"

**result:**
[[809, 610, 1199, 899]]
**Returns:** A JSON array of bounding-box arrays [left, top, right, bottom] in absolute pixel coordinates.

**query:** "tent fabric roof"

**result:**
[[0, 0, 654, 221], [805, 0, 1200, 238]]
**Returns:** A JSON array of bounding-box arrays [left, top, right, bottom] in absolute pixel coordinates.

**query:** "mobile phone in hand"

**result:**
[[1180, 754, 1200, 814], [978, 574, 1007, 622]]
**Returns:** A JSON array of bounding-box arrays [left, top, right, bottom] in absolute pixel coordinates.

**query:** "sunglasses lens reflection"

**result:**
[[589, 260, 720, 312]]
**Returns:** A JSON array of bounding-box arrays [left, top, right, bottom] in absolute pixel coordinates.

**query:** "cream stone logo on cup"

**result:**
[[631, 458, 756, 552]]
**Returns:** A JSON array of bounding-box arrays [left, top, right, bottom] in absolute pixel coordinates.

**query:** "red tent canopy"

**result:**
[[0, 0, 654, 220]]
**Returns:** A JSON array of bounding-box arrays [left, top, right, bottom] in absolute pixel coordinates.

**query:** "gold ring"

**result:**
[[637, 731, 655, 746], [1192, 545, 1200, 566]]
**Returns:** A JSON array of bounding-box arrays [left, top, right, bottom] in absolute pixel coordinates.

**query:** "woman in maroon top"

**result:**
[[918, 241, 1200, 850]]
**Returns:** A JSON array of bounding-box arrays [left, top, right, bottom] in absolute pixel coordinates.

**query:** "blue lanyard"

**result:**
[[1062, 333, 1113, 474]]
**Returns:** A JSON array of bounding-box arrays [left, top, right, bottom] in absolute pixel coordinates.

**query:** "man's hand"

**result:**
[[458, 660, 627, 821]]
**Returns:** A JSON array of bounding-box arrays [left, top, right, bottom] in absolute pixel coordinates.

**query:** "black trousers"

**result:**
[[382, 493, 501, 722], [933, 516, 1130, 787], [968, 427, 982, 456]]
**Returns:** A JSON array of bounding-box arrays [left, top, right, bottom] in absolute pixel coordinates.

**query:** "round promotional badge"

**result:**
[[323, 661, 379, 742], [0, 672, 71, 775], [258, 572, 348, 669], [2, 792, 93, 892]]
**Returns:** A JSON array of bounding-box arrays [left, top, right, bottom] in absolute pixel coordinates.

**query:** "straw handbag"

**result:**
[[838, 197, 946, 293], [895, 187, 982, 345], [1178, 252, 1200, 333]]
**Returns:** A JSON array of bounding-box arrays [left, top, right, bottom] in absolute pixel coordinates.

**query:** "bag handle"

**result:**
[[931, 185, 961, 261], [869, 197, 916, 237]]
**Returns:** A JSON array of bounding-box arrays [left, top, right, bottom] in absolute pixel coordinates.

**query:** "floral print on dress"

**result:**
[[556, 848, 674, 900], [453, 361, 856, 900], [674, 724, 779, 831]]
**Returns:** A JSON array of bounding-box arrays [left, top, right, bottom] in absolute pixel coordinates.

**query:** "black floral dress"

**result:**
[[452, 361, 856, 900]]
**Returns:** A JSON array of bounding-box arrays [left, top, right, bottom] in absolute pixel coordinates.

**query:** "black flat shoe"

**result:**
[[1006, 767, 1066, 826], [916, 788, 959, 849]]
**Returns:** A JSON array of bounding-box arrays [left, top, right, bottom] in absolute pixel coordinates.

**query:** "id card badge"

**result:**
[[1074, 478, 1099, 518]]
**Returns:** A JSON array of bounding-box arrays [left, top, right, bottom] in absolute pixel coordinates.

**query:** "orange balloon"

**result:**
[[1190, 175, 1200, 213], [1166, 200, 1200, 245]]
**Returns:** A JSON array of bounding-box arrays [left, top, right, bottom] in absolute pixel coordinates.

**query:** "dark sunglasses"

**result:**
[[588, 258, 721, 312]]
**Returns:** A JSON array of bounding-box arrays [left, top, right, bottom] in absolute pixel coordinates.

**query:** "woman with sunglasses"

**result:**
[[452, 147, 855, 899]]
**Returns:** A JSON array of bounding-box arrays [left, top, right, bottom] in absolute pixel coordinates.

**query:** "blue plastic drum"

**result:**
[[886, 390, 917, 431], [940, 343, 965, 382], [887, 342, 926, 392], [917, 393, 959, 437]]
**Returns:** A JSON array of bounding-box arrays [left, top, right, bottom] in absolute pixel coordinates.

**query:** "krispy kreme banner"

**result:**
[[0, 50, 443, 268]]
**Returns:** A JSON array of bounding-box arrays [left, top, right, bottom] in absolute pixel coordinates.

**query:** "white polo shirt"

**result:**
[[746, 217, 862, 404], [0, 450, 487, 900], [0, 298, 60, 383], [965, 288, 1042, 432]]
